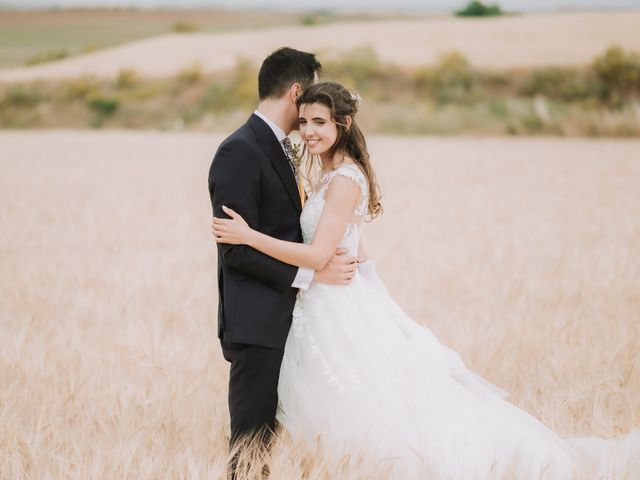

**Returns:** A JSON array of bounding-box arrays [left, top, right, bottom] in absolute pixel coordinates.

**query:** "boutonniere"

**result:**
[[289, 140, 304, 170]]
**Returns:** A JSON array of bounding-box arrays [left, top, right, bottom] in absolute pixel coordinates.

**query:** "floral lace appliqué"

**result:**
[[299, 164, 368, 257], [290, 163, 369, 394]]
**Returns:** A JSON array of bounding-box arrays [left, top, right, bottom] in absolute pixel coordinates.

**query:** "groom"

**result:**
[[208, 47, 358, 462]]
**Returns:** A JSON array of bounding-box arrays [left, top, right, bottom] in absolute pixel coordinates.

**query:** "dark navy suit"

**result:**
[[208, 113, 303, 445]]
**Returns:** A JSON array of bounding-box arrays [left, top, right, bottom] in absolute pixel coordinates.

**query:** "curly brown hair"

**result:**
[[297, 81, 382, 220]]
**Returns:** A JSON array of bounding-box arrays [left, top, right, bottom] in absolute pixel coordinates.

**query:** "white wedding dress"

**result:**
[[276, 164, 638, 479]]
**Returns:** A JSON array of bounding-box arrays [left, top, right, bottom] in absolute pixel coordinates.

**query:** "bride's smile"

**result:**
[[298, 102, 338, 161]]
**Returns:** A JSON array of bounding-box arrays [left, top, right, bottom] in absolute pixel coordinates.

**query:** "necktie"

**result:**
[[281, 137, 305, 207]]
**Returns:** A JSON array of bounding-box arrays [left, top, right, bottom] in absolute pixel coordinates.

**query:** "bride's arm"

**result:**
[[213, 175, 360, 271]]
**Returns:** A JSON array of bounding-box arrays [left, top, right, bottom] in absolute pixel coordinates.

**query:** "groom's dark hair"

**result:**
[[258, 47, 321, 100]]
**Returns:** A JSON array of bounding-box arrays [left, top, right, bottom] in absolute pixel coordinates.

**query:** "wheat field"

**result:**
[[2, 11, 640, 82], [1, 131, 639, 478]]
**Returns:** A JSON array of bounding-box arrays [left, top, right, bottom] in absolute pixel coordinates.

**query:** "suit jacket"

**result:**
[[208, 114, 303, 348]]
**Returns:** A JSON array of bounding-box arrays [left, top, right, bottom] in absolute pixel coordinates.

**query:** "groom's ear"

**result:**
[[289, 83, 302, 103]]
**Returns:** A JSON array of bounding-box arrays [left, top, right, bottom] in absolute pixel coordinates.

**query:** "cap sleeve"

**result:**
[[332, 164, 368, 217]]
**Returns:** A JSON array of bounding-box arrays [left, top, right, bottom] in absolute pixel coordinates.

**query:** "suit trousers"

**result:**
[[220, 339, 286, 446]]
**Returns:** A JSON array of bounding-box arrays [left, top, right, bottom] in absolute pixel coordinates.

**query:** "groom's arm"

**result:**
[[210, 140, 298, 292]]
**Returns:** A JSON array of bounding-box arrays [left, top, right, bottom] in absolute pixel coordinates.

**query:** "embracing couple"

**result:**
[[208, 48, 636, 479]]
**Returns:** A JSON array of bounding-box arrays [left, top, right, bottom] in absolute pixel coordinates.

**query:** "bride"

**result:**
[[212, 81, 638, 478]]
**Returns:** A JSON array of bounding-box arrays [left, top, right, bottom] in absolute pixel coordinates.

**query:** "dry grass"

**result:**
[[0, 131, 639, 478]]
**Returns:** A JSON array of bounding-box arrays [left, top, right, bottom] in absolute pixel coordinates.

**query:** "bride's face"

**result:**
[[298, 102, 338, 157]]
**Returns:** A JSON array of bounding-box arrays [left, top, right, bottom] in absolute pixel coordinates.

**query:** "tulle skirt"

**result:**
[[276, 263, 639, 479]]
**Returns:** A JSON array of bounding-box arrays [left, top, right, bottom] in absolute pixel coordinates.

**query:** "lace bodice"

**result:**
[[299, 163, 368, 257]]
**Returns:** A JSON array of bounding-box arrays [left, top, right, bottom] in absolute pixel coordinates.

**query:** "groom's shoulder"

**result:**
[[214, 122, 259, 159], [227, 118, 255, 142]]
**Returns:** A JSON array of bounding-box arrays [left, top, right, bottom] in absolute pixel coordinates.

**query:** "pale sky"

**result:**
[[2, 0, 639, 11]]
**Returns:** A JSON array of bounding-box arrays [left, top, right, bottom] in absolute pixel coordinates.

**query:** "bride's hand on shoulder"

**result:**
[[212, 206, 254, 246]]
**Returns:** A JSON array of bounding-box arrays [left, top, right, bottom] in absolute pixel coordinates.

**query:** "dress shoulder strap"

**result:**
[[331, 163, 368, 198], [329, 163, 368, 217]]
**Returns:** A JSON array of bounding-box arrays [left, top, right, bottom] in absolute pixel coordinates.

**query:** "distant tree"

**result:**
[[172, 21, 199, 33], [301, 14, 318, 26], [455, 1, 503, 17]]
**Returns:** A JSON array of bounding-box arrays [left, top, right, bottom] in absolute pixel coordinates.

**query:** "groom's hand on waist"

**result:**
[[314, 248, 357, 285]]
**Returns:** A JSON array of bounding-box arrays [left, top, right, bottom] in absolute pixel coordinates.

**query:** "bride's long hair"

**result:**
[[297, 81, 382, 220]]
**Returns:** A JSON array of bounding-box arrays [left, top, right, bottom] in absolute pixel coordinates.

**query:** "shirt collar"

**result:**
[[253, 110, 287, 143]]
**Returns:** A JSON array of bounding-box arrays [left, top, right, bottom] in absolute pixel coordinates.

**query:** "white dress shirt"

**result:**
[[253, 110, 314, 290]]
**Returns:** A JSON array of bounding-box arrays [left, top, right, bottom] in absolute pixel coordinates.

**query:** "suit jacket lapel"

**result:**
[[248, 114, 302, 214]]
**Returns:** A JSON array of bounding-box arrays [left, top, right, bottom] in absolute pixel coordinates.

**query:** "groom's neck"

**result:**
[[256, 99, 292, 135]]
